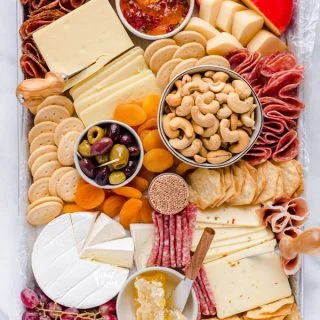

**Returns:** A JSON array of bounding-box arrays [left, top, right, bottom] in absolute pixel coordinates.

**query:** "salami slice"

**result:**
[[30, 1, 60, 15], [199, 267, 216, 312], [148, 213, 160, 266], [20, 54, 48, 78], [156, 214, 164, 266], [169, 215, 177, 268], [182, 214, 190, 267], [59, 0, 88, 11], [22, 39, 45, 63], [272, 130, 299, 162], [260, 53, 297, 77], [234, 51, 261, 75], [162, 215, 170, 267], [227, 49, 250, 69], [175, 213, 183, 268], [193, 279, 210, 316], [245, 146, 272, 166]]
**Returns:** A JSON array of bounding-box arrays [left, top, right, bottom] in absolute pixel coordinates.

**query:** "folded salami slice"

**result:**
[[20, 54, 48, 78], [59, 0, 88, 11], [227, 49, 250, 69], [272, 130, 299, 162], [148, 213, 160, 266], [234, 51, 261, 76], [30, 1, 60, 15], [244, 145, 272, 166], [264, 104, 301, 121]]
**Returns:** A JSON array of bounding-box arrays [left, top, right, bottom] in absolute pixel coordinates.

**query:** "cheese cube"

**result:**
[[206, 32, 243, 56], [33, 0, 133, 76], [185, 17, 220, 40], [247, 30, 287, 56], [199, 0, 224, 27], [232, 10, 264, 46], [216, 0, 246, 33]]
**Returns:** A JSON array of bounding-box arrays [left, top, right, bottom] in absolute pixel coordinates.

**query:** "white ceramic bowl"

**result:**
[[74, 120, 144, 189], [116, 266, 198, 320], [158, 65, 264, 169], [115, 0, 195, 41]]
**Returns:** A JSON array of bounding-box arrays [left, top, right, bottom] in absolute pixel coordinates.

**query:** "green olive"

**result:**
[[95, 154, 109, 165], [87, 126, 105, 144], [109, 171, 126, 185], [78, 140, 91, 157], [110, 144, 129, 170]]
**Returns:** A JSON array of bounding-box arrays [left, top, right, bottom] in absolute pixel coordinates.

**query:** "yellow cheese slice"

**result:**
[[33, 0, 133, 76], [196, 206, 262, 227], [80, 70, 160, 126], [204, 240, 292, 318], [199, 0, 224, 27], [247, 30, 287, 56], [215, 0, 246, 33], [206, 32, 243, 56], [232, 10, 264, 46], [70, 47, 144, 100], [185, 17, 220, 40]]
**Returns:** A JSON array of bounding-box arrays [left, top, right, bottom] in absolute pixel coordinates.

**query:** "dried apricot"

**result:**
[[139, 167, 157, 182], [143, 148, 174, 172], [75, 184, 105, 209], [137, 118, 158, 135], [142, 95, 160, 119], [140, 197, 153, 223], [63, 203, 86, 213], [129, 176, 149, 192], [176, 162, 195, 175], [120, 198, 143, 229], [102, 195, 127, 218], [113, 186, 142, 198], [77, 178, 88, 188], [142, 130, 165, 152], [139, 129, 152, 141], [113, 104, 147, 126]]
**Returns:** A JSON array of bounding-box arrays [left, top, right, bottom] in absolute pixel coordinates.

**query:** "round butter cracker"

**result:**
[[34, 105, 70, 125], [37, 95, 74, 115], [144, 39, 177, 65], [170, 58, 198, 81], [27, 201, 63, 226], [49, 167, 74, 196], [28, 145, 58, 170], [28, 177, 50, 203], [28, 121, 57, 144], [173, 31, 207, 47], [57, 131, 80, 166], [197, 55, 231, 69], [29, 132, 55, 154], [28, 196, 63, 211], [57, 169, 80, 202], [33, 160, 62, 181], [173, 42, 205, 60], [54, 117, 84, 145], [149, 45, 180, 73], [156, 58, 183, 90], [31, 152, 58, 177]]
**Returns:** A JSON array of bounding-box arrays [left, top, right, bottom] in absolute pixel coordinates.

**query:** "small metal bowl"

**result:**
[[158, 65, 263, 169], [74, 120, 144, 189]]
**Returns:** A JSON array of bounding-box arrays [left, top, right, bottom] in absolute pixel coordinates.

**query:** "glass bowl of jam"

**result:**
[[116, 0, 195, 40]]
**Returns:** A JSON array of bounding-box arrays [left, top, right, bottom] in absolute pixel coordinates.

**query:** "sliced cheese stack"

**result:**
[[69, 47, 160, 127], [32, 212, 134, 308]]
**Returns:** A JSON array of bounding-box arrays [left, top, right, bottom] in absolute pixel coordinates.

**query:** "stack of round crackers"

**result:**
[[27, 95, 85, 226]]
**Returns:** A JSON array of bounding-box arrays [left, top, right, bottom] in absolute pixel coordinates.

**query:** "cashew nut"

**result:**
[[204, 71, 215, 78], [202, 120, 219, 137], [215, 93, 228, 104], [182, 74, 192, 85], [194, 154, 207, 164], [227, 92, 252, 114], [191, 106, 217, 128], [176, 96, 194, 117], [202, 77, 214, 84], [216, 104, 232, 120], [195, 95, 219, 114], [181, 139, 202, 157], [213, 72, 229, 83], [170, 117, 194, 138], [199, 146, 208, 157], [163, 113, 179, 138], [208, 82, 225, 93], [230, 113, 238, 131], [241, 111, 255, 128], [229, 130, 250, 154], [169, 133, 195, 150], [202, 134, 221, 151], [222, 83, 235, 94], [181, 75, 209, 96], [207, 150, 232, 164], [192, 120, 204, 135], [242, 126, 253, 136], [166, 80, 183, 107], [232, 80, 252, 100], [220, 119, 240, 143]]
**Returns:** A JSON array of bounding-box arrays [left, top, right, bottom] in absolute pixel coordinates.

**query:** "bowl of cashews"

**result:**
[[158, 65, 263, 168]]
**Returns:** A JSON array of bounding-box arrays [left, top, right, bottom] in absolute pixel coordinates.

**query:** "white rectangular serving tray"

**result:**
[[16, 0, 320, 317]]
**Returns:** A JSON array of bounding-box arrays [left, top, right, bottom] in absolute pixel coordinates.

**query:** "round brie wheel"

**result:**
[[32, 213, 129, 309]]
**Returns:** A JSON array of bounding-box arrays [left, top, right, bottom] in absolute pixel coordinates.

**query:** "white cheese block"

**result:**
[[204, 240, 292, 318], [74, 68, 150, 114], [196, 206, 262, 227], [33, 0, 133, 76], [199, 0, 224, 26], [130, 224, 155, 270], [82, 237, 134, 268], [232, 10, 264, 46], [206, 32, 243, 56], [84, 213, 126, 248], [32, 214, 129, 309], [79, 70, 161, 127], [215, 1, 246, 33], [247, 30, 287, 56], [185, 17, 220, 40], [69, 47, 145, 100]]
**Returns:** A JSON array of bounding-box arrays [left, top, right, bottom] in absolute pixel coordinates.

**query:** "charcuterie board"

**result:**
[[14, 0, 320, 319]]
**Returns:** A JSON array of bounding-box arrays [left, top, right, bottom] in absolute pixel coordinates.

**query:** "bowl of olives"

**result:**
[[74, 120, 144, 189]]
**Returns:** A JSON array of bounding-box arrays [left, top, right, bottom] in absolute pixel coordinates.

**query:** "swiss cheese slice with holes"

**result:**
[[207, 32, 243, 56], [185, 17, 220, 40], [199, 0, 224, 26]]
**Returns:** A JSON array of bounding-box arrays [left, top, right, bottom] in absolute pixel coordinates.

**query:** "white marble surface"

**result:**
[[0, 1, 319, 319]]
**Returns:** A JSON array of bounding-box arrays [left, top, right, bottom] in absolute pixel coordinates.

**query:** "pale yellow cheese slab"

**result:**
[[207, 32, 243, 56], [33, 0, 133, 76], [70, 47, 144, 100], [204, 240, 292, 318], [199, 0, 224, 27], [185, 17, 220, 40], [80, 70, 161, 126]]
